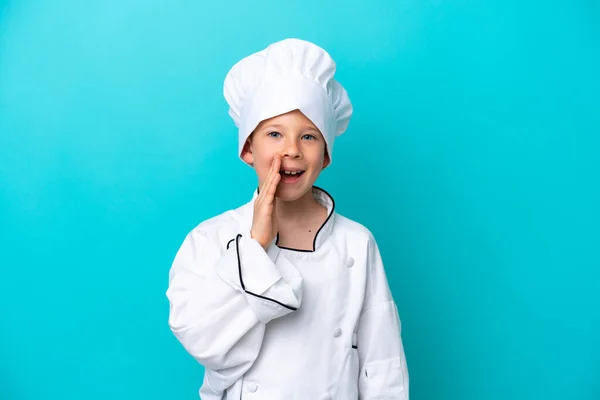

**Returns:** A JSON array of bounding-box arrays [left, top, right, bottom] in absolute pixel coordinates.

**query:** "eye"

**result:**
[[302, 134, 317, 140], [268, 131, 282, 138]]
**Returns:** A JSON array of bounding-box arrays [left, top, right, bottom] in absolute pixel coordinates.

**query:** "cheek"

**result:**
[[253, 149, 278, 177], [257, 152, 277, 169], [306, 146, 326, 166]]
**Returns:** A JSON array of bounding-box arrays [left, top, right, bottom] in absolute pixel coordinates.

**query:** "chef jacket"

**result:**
[[167, 186, 409, 399]]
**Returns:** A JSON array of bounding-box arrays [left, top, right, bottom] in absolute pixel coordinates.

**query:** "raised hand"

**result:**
[[250, 155, 281, 249]]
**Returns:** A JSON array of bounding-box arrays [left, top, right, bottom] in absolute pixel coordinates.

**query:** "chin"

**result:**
[[275, 184, 314, 202]]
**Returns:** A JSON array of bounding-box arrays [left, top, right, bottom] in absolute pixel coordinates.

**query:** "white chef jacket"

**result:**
[[166, 186, 409, 399]]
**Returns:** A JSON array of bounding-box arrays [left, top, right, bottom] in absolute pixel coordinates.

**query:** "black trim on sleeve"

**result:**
[[232, 234, 298, 311], [234, 234, 245, 290], [245, 291, 298, 311], [226, 238, 235, 250]]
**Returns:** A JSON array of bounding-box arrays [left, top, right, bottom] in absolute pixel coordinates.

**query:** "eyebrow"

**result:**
[[261, 123, 319, 131]]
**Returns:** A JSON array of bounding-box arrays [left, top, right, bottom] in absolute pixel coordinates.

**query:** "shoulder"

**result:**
[[333, 212, 378, 245], [180, 202, 252, 249], [330, 213, 385, 272]]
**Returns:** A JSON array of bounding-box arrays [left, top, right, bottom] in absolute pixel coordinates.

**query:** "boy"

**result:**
[[167, 38, 409, 399]]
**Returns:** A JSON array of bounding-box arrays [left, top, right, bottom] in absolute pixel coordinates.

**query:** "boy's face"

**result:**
[[241, 109, 330, 202]]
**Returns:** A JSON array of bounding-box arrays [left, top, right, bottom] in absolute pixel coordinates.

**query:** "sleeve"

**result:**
[[166, 227, 303, 394], [356, 234, 409, 400]]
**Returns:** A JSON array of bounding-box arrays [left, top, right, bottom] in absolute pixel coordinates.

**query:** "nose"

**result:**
[[282, 137, 301, 159]]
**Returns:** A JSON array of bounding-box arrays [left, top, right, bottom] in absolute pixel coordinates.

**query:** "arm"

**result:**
[[166, 227, 302, 394], [357, 234, 409, 399]]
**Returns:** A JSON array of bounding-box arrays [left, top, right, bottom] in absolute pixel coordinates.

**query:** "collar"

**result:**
[[240, 185, 336, 253]]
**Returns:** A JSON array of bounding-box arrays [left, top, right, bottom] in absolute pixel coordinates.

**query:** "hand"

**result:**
[[251, 155, 281, 250]]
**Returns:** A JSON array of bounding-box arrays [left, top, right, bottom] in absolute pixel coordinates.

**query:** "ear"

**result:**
[[321, 149, 331, 170], [241, 138, 254, 166]]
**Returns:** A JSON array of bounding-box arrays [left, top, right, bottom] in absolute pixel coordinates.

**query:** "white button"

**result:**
[[334, 328, 342, 337], [346, 257, 354, 267], [246, 382, 258, 393]]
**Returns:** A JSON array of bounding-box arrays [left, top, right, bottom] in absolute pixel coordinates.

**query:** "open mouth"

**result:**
[[279, 170, 305, 177], [279, 170, 305, 183]]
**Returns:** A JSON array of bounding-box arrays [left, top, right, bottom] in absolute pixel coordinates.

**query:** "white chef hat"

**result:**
[[223, 38, 352, 164]]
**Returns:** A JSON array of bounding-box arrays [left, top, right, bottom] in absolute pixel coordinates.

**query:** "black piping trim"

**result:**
[[226, 238, 235, 250], [245, 290, 297, 311], [233, 233, 298, 311], [304, 185, 336, 252], [352, 345, 358, 349], [234, 234, 245, 289], [255, 185, 335, 253], [275, 235, 313, 252]]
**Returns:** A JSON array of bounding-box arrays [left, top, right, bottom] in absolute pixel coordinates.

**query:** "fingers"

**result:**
[[259, 155, 281, 202], [267, 168, 281, 198], [265, 156, 281, 201]]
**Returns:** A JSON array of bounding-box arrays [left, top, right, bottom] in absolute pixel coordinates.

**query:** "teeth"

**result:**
[[282, 170, 301, 175]]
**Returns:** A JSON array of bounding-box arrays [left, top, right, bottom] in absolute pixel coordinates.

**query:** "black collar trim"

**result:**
[[254, 185, 335, 253]]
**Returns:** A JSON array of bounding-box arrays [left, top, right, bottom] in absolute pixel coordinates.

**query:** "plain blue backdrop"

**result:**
[[1, 0, 599, 399]]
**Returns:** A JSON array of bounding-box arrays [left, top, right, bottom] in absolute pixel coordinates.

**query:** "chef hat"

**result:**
[[223, 38, 353, 164]]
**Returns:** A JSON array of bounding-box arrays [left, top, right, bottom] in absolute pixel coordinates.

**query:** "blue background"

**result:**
[[1, 0, 598, 399]]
